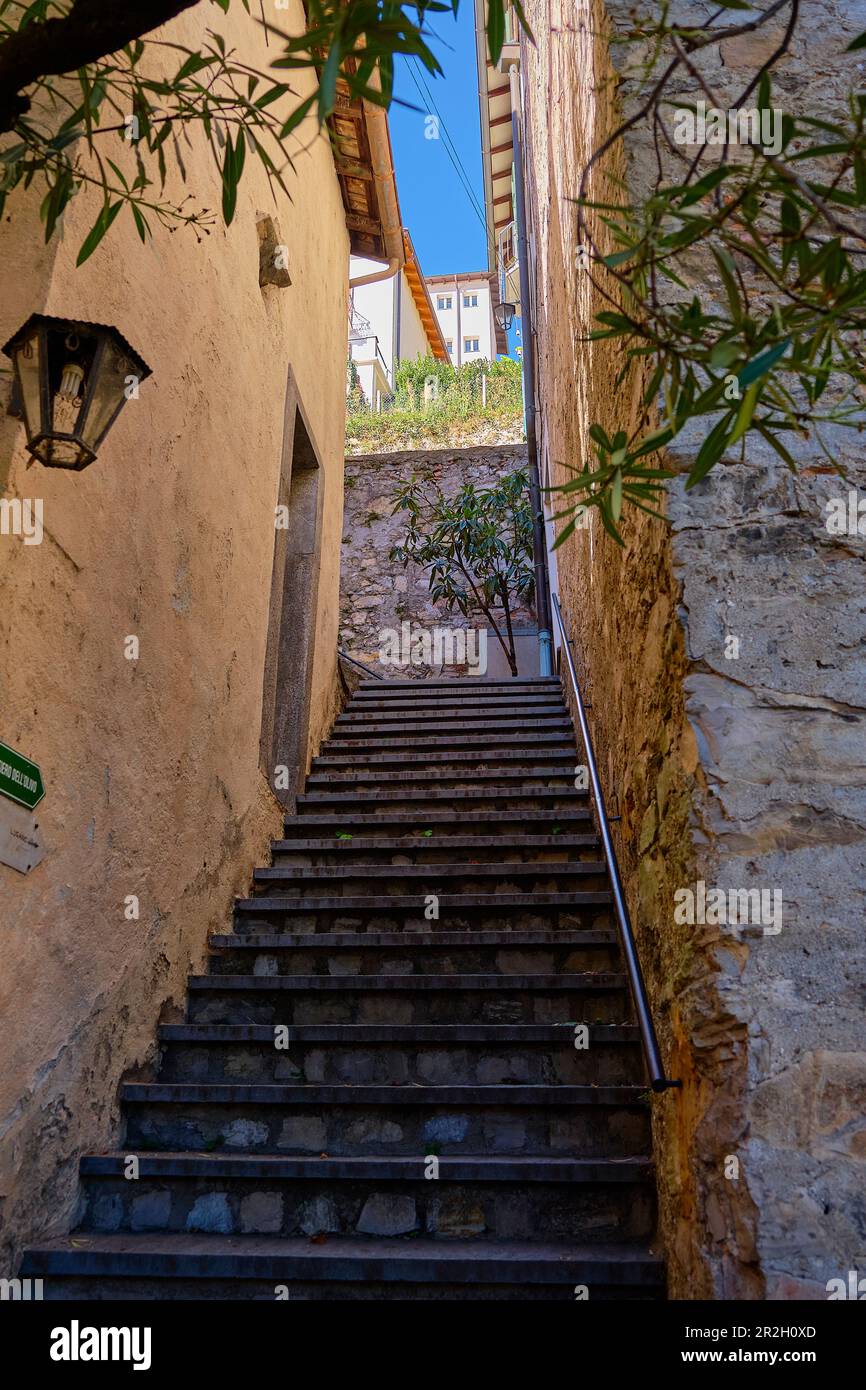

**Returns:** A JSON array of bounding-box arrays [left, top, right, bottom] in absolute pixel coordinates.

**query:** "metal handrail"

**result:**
[[338, 647, 385, 681], [551, 593, 680, 1092]]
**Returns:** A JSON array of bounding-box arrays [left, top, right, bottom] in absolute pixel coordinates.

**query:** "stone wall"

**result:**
[[340, 444, 535, 678], [0, 3, 348, 1273], [521, 0, 866, 1298]]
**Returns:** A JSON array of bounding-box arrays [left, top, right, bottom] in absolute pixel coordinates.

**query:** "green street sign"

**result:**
[[0, 742, 44, 810]]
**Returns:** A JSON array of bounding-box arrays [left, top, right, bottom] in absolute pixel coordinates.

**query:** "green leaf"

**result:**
[[727, 381, 760, 447], [131, 202, 149, 244], [279, 91, 316, 138], [846, 31, 866, 51], [685, 412, 734, 490], [754, 421, 798, 471], [221, 132, 239, 224], [737, 339, 790, 388], [76, 200, 123, 265], [597, 498, 624, 546], [588, 423, 612, 452], [487, 0, 506, 66], [610, 467, 623, 522], [255, 83, 289, 110], [318, 39, 343, 122], [711, 247, 743, 325], [630, 425, 676, 460]]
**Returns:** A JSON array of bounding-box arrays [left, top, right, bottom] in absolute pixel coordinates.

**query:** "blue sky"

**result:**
[[389, 5, 488, 278]]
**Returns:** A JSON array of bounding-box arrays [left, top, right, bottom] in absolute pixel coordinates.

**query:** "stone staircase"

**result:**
[[22, 676, 664, 1300]]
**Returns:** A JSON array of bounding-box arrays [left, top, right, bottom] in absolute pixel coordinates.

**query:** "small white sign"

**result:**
[[0, 797, 45, 874]]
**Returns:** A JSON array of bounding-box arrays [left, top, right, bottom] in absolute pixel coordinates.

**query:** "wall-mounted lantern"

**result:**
[[1, 314, 151, 469], [493, 301, 516, 332]]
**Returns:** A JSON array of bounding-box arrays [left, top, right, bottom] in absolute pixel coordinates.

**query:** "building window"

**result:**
[[437, 295, 452, 310], [464, 337, 479, 354], [445, 340, 453, 353], [463, 293, 478, 308]]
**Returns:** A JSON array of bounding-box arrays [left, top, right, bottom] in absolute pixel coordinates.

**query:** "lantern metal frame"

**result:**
[[1, 313, 152, 470], [493, 300, 516, 332]]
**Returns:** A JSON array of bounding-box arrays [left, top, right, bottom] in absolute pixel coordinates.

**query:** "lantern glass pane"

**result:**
[[81, 338, 135, 450], [47, 436, 91, 468], [14, 324, 44, 440]]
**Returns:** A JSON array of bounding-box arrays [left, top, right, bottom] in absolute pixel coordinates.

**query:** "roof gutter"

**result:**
[[473, 0, 497, 274], [348, 256, 399, 289], [348, 98, 405, 288]]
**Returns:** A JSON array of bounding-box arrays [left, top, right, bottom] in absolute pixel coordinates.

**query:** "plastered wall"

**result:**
[[0, 1, 348, 1271]]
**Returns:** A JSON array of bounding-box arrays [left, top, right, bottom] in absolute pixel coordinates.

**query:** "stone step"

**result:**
[[209, 932, 618, 976], [186, 972, 630, 1025], [281, 808, 595, 837], [297, 787, 586, 811], [212, 923, 615, 952], [339, 700, 569, 722], [347, 694, 565, 715], [269, 833, 601, 865], [77, 1156, 655, 1242], [251, 861, 608, 897], [123, 1082, 644, 1106], [313, 747, 577, 771], [157, 1022, 641, 1085], [358, 677, 563, 687], [305, 767, 579, 789], [209, 947, 622, 979], [320, 731, 577, 753], [80, 1151, 653, 1181], [332, 713, 571, 735], [123, 1089, 649, 1158], [20, 1233, 664, 1299], [161, 1023, 640, 1044], [233, 892, 613, 935], [352, 678, 562, 696]]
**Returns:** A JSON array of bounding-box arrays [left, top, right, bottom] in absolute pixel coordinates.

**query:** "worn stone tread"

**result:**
[[21, 1233, 664, 1286], [252, 861, 606, 884], [158, 1022, 639, 1043], [79, 1152, 654, 1182], [120, 1082, 646, 1105], [189, 971, 626, 991], [305, 768, 579, 786], [298, 786, 585, 806], [283, 809, 594, 830], [330, 719, 572, 737], [235, 891, 612, 913], [269, 834, 600, 854], [209, 929, 617, 949], [313, 749, 577, 767], [320, 732, 577, 752]]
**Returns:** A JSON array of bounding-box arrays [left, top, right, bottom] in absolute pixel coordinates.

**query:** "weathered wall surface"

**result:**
[[521, 0, 866, 1298], [340, 444, 534, 677], [0, 3, 348, 1272]]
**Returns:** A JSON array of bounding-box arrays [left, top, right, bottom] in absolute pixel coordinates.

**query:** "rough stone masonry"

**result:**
[[339, 444, 534, 679], [520, 0, 866, 1298]]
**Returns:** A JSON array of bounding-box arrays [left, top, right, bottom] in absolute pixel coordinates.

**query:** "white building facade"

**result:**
[[349, 230, 449, 409], [425, 271, 507, 366]]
